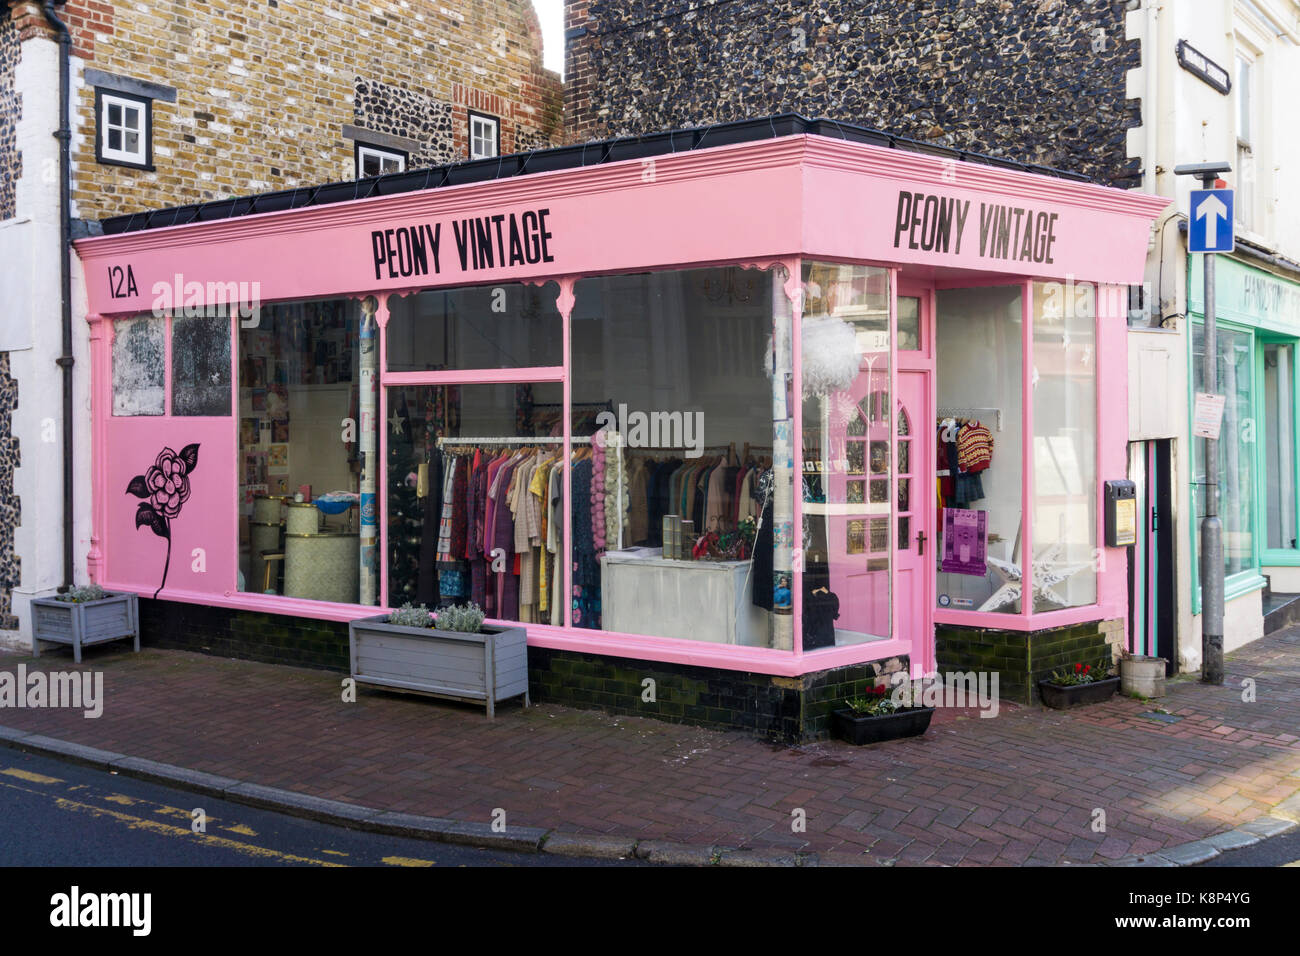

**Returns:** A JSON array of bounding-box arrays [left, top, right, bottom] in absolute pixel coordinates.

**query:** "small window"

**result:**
[[97, 90, 151, 169], [468, 112, 499, 160], [356, 144, 407, 179]]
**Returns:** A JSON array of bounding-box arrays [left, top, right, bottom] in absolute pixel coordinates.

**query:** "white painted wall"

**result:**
[[0, 37, 93, 650], [1124, 0, 1300, 670]]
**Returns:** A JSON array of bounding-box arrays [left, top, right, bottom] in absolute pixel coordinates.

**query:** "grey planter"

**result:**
[[31, 591, 140, 664], [348, 614, 529, 718], [1120, 656, 1168, 698]]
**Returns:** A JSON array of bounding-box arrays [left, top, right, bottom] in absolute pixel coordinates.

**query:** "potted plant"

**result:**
[[31, 583, 140, 664], [348, 602, 529, 718], [1038, 661, 1120, 710], [831, 684, 935, 745], [1119, 651, 1168, 699]]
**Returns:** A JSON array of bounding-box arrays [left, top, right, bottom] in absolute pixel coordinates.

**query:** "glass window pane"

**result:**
[[935, 286, 1023, 613], [1193, 322, 1256, 577], [1263, 343, 1296, 550], [570, 266, 781, 648], [801, 261, 891, 647], [108, 129, 121, 151], [237, 297, 380, 605], [112, 316, 166, 416], [172, 312, 232, 416], [124, 131, 140, 154], [386, 281, 562, 371], [385, 382, 564, 618], [108, 103, 121, 126], [1031, 281, 1098, 611], [898, 295, 921, 350], [123, 106, 140, 132]]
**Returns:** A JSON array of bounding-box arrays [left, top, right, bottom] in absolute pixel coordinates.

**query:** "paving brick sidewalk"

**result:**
[[2, 626, 1298, 865]]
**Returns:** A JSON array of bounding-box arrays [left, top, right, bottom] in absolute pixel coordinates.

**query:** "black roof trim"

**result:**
[[99, 114, 1091, 236]]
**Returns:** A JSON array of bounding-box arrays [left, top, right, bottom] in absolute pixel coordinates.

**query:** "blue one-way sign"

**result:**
[[1189, 189, 1234, 253]]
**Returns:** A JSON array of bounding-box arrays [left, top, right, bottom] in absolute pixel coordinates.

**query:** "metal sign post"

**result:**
[[1177, 162, 1232, 685]]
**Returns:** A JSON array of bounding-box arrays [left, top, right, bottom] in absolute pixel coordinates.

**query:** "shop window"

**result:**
[[1031, 280, 1098, 611], [356, 144, 407, 179], [171, 312, 232, 416], [386, 382, 564, 617], [386, 281, 562, 372], [1263, 343, 1297, 552], [1193, 322, 1257, 579], [800, 262, 891, 648], [469, 112, 500, 160], [112, 316, 166, 416], [897, 295, 921, 351], [96, 90, 151, 169], [568, 266, 785, 648], [935, 286, 1023, 614], [236, 297, 380, 604]]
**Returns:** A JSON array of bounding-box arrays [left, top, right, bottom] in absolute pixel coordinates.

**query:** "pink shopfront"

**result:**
[[76, 120, 1168, 737]]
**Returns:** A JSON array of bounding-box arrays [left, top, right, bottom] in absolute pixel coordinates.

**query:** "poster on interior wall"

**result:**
[[941, 507, 987, 576], [268, 444, 289, 475]]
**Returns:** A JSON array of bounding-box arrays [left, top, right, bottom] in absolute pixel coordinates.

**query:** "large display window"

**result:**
[[235, 296, 380, 604]]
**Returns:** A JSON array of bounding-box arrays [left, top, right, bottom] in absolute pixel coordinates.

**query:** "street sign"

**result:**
[[1189, 189, 1234, 253]]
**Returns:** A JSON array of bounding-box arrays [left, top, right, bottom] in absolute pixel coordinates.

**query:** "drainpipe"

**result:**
[[1145, 0, 1159, 194], [40, 0, 74, 592]]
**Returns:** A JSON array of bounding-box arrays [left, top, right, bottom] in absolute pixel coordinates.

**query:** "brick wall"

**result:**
[[139, 598, 351, 672], [5, 0, 562, 221], [936, 619, 1123, 706], [530, 647, 909, 741], [564, 0, 1141, 185]]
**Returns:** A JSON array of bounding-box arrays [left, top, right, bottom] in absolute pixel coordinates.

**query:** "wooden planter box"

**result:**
[[1038, 676, 1120, 710], [348, 615, 529, 718], [831, 706, 935, 745], [31, 591, 140, 664]]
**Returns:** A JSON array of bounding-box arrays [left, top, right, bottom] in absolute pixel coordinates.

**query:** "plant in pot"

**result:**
[[1038, 660, 1120, 710], [348, 601, 529, 717], [31, 583, 140, 663], [831, 683, 935, 745]]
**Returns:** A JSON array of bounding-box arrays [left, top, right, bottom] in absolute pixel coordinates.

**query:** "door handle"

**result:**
[[916, 531, 926, 556]]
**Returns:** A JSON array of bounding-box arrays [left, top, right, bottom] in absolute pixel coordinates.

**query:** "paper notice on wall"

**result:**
[[941, 507, 988, 577], [1192, 392, 1227, 439]]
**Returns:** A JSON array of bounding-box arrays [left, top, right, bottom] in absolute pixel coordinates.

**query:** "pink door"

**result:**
[[895, 288, 935, 676]]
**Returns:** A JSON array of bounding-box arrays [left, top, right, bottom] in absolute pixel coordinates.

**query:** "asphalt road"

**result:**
[[0, 749, 634, 867], [1200, 828, 1300, 867]]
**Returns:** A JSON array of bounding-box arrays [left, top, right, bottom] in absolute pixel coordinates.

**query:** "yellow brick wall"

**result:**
[[58, 0, 561, 220]]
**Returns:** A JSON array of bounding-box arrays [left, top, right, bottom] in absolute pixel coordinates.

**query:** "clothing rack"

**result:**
[[937, 406, 1003, 432]]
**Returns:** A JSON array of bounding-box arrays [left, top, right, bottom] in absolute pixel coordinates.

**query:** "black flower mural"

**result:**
[[126, 444, 199, 598]]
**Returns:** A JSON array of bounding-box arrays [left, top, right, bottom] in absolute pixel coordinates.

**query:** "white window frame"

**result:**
[[1235, 51, 1255, 232], [356, 144, 407, 179], [468, 112, 500, 161], [98, 91, 150, 168]]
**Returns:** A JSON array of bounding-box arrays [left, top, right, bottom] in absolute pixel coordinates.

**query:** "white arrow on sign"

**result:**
[[1196, 193, 1228, 248]]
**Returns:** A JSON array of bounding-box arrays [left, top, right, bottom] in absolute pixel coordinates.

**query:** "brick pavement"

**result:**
[[1, 626, 1298, 865]]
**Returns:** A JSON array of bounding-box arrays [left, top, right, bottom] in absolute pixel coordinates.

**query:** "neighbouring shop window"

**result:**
[[96, 89, 151, 169], [112, 316, 165, 416], [800, 262, 890, 648], [1193, 321, 1257, 579], [172, 312, 232, 416], [236, 297, 380, 605], [386, 281, 562, 372], [568, 266, 781, 648], [356, 144, 406, 179], [1031, 280, 1098, 611], [935, 286, 1024, 614], [386, 382, 564, 618], [1263, 342, 1297, 551]]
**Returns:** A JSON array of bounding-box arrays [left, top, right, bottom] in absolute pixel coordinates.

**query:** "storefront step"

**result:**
[[1263, 593, 1300, 635]]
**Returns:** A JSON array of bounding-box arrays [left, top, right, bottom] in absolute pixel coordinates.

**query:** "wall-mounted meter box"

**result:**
[[1105, 480, 1137, 547]]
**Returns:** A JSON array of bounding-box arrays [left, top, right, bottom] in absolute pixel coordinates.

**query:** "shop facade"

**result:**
[[74, 123, 1168, 737], [1188, 253, 1300, 642]]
